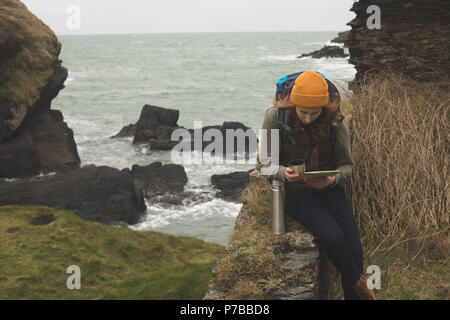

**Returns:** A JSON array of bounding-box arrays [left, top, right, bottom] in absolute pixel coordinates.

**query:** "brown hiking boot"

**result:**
[[352, 275, 376, 300]]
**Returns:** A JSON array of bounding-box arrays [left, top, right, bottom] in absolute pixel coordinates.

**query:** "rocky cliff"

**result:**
[[0, 0, 80, 178], [341, 0, 450, 88]]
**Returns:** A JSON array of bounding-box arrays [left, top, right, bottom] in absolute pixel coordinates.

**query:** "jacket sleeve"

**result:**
[[332, 121, 354, 186], [257, 107, 287, 182]]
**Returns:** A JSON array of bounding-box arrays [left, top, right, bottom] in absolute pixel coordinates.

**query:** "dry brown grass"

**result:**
[[213, 177, 277, 298], [213, 175, 312, 299], [329, 72, 449, 299], [346, 72, 449, 255]]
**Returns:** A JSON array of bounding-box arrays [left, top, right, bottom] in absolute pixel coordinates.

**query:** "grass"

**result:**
[[329, 234, 449, 300], [211, 174, 318, 299], [328, 72, 449, 300], [212, 176, 277, 299], [0, 205, 224, 299]]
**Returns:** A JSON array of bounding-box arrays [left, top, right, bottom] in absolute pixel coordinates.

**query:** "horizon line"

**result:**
[[56, 30, 349, 37]]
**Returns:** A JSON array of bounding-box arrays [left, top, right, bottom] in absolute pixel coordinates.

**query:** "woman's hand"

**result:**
[[285, 167, 303, 182], [303, 176, 336, 190]]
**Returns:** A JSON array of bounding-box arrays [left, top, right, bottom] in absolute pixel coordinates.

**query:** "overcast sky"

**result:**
[[21, 0, 356, 35]]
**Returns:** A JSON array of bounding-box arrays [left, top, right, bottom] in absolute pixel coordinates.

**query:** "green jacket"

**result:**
[[258, 107, 353, 190]]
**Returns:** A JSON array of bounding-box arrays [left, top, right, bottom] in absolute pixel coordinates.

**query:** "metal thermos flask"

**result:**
[[271, 179, 286, 235]]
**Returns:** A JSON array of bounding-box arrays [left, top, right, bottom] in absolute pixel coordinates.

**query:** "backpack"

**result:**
[[274, 71, 338, 164]]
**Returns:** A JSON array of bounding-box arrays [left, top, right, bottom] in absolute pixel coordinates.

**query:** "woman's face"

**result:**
[[295, 106, 324, 125]]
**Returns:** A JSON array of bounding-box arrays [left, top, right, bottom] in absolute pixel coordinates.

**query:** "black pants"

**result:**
[[285, 185, 363, 300]]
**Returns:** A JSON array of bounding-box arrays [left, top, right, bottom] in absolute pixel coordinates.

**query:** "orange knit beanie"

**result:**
[[290, 71, 329, 107]]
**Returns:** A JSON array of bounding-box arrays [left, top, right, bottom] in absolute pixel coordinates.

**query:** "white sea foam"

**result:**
[[260, 55, 298, 61], [323, 40, 344, 47], [131, 197, 242, 230]]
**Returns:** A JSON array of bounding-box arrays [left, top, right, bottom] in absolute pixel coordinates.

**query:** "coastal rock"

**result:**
[[126, 161, 200, 206], [0, 0, 80, 178], [126, 161, 219, 207], [211, 171, 250, 203], [0, 135, 41, 179], [330, 34, 344, 44], [111, 123, 136, 138], [115, 104, 257, 154], [220, 121, 257, 154], [132, 104, 180, 150], [130, 161, 188, 196], [342, 0, 450, 87], [0, 166, 146, 225], [298, 45, 348, 59], [187, 121, 257, 154]]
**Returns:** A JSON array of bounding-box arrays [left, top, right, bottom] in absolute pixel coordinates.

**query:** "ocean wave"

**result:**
[[130, 197, 242, 230], [323, 40, 344, 47], [259, 55, 298, 61], [305, 41, 344, 47]]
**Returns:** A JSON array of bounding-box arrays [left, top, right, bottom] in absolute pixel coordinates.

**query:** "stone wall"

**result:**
[[341, 0, 450, 88], [204, 173, 331, 300]]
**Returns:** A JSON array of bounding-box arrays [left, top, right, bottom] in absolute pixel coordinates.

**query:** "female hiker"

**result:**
[[258, 70, 376, 300]]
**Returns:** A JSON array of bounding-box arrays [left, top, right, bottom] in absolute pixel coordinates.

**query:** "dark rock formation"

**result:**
[[0, 166, 146, 225], [132, 105, 180, 149], [129, 161, 188, 196], [0, 0, 80, 178], [188, 121, 257, 155], [0, 109, 80, 178], [211, 171, 251, 203], [331, 34, 344, 44], [114, 104, 258, 154], [110, 123, 136, 138], [298, 45, 348, 59], [341, 0, 450, 88], [124, 161, 202, 206]]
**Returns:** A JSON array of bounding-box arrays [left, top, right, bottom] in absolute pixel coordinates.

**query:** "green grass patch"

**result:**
[[329, 237, 449, 300], [0, 205, 224, 299]]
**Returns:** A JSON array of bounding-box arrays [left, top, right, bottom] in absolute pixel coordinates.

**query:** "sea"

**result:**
[[51, 31, 356, 246]]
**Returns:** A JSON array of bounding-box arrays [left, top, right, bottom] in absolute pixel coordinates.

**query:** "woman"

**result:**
[[259, 70, 376, 300]]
